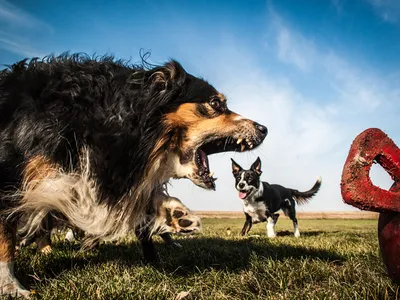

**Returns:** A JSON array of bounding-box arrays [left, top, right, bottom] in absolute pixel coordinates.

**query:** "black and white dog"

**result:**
[[231, 157, 321, 238]]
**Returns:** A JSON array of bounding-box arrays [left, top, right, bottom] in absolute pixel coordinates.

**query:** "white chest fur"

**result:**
[[243, 200, 267, 223], [241, 184, 266, 223]]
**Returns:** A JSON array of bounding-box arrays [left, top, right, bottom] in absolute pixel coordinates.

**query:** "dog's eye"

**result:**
[[210, 98, 222, 111], [173, 210, 185, 218]]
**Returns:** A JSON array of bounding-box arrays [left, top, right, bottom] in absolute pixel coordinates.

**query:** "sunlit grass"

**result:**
[[10, 218, 399, 299]]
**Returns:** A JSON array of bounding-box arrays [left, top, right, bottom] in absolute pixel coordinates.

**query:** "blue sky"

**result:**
[[1, 0, 399, 212]]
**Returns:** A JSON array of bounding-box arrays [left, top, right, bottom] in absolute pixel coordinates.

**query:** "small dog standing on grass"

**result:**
[[231, 157, 321, 238]]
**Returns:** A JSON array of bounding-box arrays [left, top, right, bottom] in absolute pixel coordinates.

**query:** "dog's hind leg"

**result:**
[[287, 201, 300, 238], [0, 218, 30, 298], [272, 213, 280, 224]]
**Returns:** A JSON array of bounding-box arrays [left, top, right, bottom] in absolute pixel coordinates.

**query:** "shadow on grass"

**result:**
[[15, 236, 344, 289], [276, 230, 326, 237]]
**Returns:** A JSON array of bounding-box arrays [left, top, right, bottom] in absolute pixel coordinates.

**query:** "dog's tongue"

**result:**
[[199, 149, 209, 169], [239, 191, 247, 199]]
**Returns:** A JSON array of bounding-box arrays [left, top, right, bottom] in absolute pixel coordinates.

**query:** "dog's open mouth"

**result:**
[[238, 190, 250, 199], [195, 136, 260, 190]]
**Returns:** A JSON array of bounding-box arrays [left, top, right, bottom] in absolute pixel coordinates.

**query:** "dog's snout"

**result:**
[[238, 183, 245, 189], [255, 122, 268, 136]]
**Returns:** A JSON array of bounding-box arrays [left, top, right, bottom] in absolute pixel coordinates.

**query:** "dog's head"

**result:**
[[154, 196, 202, 235], [151, 61, 268, 191], [231, 157, 262, 200]]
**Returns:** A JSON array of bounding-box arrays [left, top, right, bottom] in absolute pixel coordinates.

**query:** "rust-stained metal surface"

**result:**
[[341, 128, 400, 213]]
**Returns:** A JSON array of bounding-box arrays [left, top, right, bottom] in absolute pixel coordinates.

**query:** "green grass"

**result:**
[[9, 218, 400, 299]]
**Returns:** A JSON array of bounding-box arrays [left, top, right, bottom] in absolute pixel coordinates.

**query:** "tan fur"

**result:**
[[23, 156, 58, 186], [0, 223, 13, 262], [164, 103, 258, 147]]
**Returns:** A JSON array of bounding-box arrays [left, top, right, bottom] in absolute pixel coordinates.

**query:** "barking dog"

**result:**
[[18, 196, 201, 261], [0, 53, 267, 297], [231, 157, 321, 238]]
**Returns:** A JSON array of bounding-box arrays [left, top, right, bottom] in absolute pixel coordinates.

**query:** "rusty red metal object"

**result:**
[[341, 128, 400, 213], [341, 128, 400, 283]]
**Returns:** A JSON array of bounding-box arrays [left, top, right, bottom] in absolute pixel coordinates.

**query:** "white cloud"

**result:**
[[322, 52, 385, 110], [366, 0, 400, 23], [276, 25, 315, 72], [272, 14, 390, 111]]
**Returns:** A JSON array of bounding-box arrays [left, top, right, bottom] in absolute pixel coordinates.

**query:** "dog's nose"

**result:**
[[255, 122, 268, 136], [178, 219, 193, 228], [238, 183, 245, 189]]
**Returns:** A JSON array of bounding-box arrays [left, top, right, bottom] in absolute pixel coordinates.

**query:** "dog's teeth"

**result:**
[[236, 138, 243, 144], [249, 144, 253, 149], [241, 144, 245, 151], [209, 171, 215, 177]]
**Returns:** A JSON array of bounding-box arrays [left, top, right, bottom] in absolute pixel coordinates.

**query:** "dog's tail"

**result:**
[[291, 176, 322, 205]]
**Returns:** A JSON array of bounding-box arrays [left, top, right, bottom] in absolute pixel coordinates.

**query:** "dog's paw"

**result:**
[[294, 231, 300, 238]]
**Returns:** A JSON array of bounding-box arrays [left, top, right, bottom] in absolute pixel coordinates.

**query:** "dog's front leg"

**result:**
[[135, 227, 159, 263], [240, 213, 252, 236], [0, 218, 30, 298]]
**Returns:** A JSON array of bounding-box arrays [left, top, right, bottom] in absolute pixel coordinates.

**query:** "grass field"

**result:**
[[10, 217, 400, 299]]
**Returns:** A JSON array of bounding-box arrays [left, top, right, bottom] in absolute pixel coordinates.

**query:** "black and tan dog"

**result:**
[[0, 53, 267, 296], [231, 157, 321, 238]]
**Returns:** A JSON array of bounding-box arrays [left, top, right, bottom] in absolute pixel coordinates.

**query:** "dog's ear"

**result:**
[[148, 60, 186, 92], [141, 60, 187, 111], [251, 157, 262, 175], [231, 158, 242, 176]]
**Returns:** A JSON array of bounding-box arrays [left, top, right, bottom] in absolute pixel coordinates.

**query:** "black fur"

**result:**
[[0, 53, 217, 208]]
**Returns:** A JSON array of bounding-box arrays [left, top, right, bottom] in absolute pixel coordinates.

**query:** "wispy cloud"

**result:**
[[0, 0, 53, 31], [0, 32, 46, 58], [365, 0, 400, 23], [271, 10, 390, 111], [0, 0, 52, 59], [276, 24, 315, 72]]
